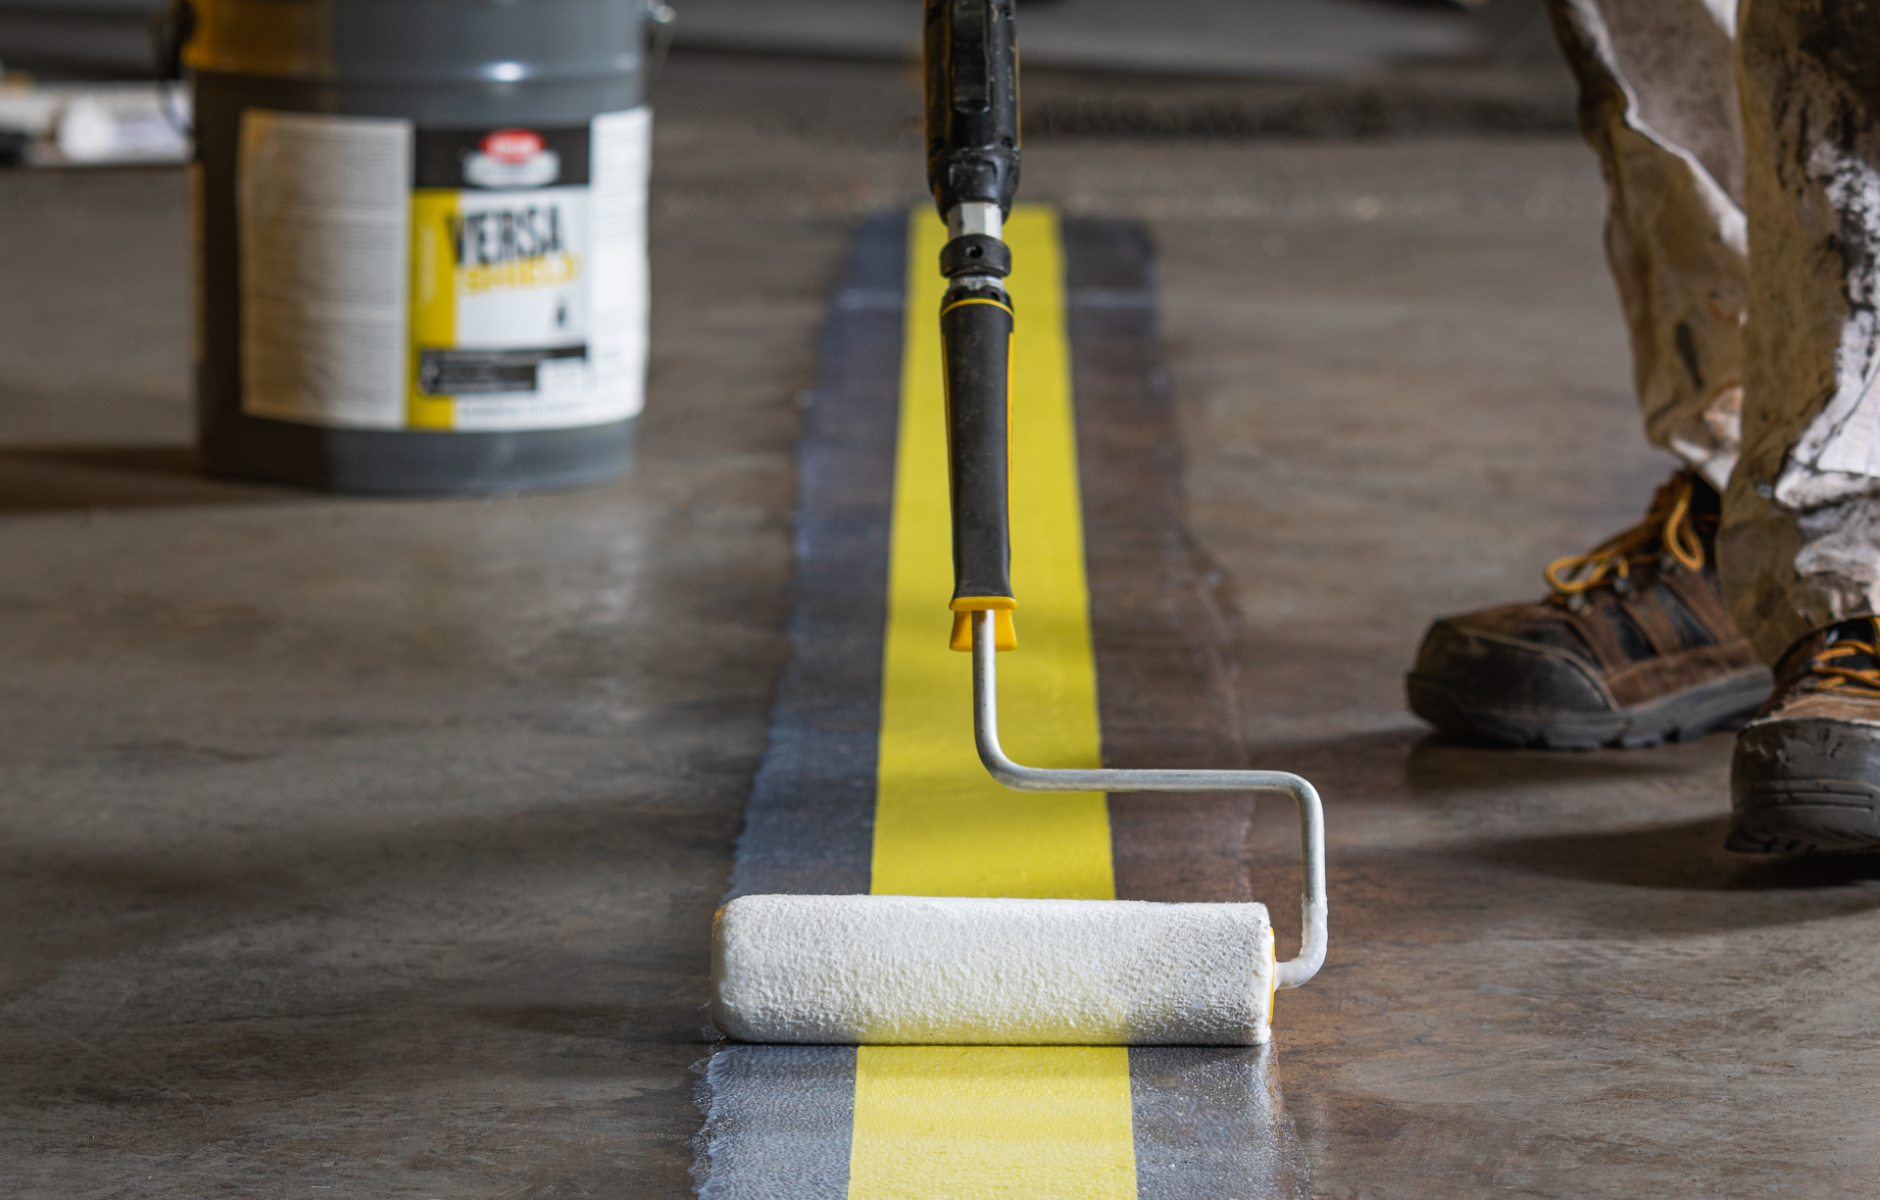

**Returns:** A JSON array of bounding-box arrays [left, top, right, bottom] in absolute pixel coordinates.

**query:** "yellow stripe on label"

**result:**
[[848, 208, 1136, 1200], [407, 188, 458, 430]]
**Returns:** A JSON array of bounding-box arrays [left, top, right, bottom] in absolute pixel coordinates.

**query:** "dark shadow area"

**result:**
[[1246, 831, 1880, 946], [1404, 729, 1728, 792], [0, 445, 298, 514], [1478, 817, 1880, 894], [1235, 726, 1721, 806]]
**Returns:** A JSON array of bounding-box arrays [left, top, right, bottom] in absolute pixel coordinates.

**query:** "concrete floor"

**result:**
[[669, 0, 1480, 78], [5, 52, 1880, 1199]]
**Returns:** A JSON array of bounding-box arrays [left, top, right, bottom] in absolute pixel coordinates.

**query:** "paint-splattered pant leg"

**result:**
[[1721, 1, 1880, 662], [1554, 0, 1880, 662], [1548, 0, 1748, 493]]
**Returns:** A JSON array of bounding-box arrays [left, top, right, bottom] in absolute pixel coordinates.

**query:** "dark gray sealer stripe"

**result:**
[[1129, 1047, 1311, 1200], [692, 1046, 859, 1200], [723, 212, 904, 901], [1066, 218, 1257, 907]]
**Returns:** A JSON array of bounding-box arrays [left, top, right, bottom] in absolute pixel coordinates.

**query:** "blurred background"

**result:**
[[0, 0, 1572, 166]]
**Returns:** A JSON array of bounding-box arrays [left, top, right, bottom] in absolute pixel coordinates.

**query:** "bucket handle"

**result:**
[[645, 0, 677, 84]]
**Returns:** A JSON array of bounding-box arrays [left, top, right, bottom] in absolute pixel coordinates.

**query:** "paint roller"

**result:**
[[710, 0, 1327, 1047]]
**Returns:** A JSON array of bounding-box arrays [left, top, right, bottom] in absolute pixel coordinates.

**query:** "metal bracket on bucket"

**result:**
[[969, 610, 1329, 988]]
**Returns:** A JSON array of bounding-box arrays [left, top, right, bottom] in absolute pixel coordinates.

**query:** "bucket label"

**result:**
[[236, 108, 650, 432]]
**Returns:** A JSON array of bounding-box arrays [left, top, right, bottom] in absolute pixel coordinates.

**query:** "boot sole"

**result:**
[[1728, 717, 1880, 853], [1407, 666, 1772, 751]]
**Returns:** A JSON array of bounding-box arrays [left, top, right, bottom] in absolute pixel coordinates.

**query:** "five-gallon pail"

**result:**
[[185, 0, 658, 492]]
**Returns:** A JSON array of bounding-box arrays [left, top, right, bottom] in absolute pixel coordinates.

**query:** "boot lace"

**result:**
[[1809, 619, 1880, 695], [1545, 471, 1708, 606]]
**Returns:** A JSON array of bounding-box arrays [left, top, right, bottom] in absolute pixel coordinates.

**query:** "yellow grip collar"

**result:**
[[948, 597, 1017, 652]]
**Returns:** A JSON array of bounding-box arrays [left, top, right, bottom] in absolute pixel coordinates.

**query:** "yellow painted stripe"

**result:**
[[850, 1046, 1137, 1200], [872, 206, 1112, 901], [847, 208, 1136, 1200]]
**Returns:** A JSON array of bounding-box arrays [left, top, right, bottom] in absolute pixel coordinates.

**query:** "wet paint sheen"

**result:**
[[849, 1046, 1136, 1199]]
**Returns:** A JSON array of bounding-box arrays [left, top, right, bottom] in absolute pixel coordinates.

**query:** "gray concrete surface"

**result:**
[[5, 51, 1877, 1200], [655, 13, 1575, 142], [670, 0, 1480, 79]]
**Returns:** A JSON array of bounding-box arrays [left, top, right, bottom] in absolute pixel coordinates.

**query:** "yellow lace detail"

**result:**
[[1809, 620, 1880, 694], [1545, 471, 1707, 600]]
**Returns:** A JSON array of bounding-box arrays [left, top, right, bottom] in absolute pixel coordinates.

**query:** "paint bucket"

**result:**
[[183, 0, 667, 493]]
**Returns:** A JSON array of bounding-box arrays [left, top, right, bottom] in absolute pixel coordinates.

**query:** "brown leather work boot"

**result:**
[[1729, 617, 1880, 853], [1407, 470, 1772, 749]]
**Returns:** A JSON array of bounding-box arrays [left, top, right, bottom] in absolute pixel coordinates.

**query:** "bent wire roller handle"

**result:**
[[968, 609, 1330, 989]]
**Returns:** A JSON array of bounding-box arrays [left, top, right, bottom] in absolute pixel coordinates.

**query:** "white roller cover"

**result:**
[[710, 894, 1276, 1046]]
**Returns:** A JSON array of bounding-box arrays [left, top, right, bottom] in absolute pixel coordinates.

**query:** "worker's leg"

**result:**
[[1722, 0, 1880, 853], [1404, 0, 1770, 751], [1550, 0, 1747, 488], [1723, 0, 1880, 659]]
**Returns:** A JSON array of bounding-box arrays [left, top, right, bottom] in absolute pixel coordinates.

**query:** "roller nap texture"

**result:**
[[710, 894, 1276, 1046]]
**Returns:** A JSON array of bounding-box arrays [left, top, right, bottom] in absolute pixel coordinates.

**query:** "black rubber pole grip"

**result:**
[[942, 289, 1015, 609], [923, 0, 1020, 217]]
